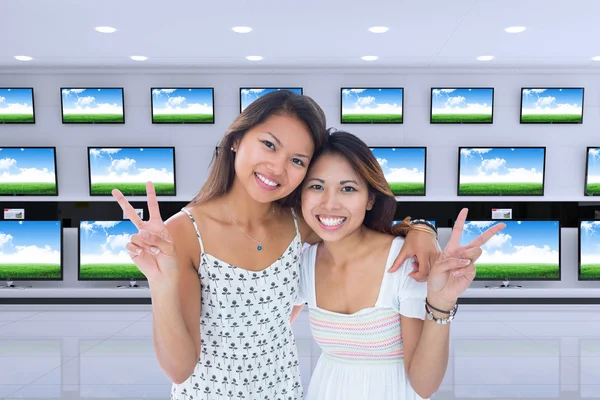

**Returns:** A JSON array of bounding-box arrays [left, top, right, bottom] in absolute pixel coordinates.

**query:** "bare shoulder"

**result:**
[[164, 207, 203, 271]]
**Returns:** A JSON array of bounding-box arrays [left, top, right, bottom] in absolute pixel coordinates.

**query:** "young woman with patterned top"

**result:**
[[293, 130, 505, 400], [112, 90, 440, 400]]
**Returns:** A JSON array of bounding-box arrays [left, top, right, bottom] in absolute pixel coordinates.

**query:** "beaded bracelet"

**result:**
[[425, 300, 458, 324], [410, 219, 438, 238]]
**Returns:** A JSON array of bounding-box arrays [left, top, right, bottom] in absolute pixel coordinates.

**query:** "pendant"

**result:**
[[257, 245, 262, 251]]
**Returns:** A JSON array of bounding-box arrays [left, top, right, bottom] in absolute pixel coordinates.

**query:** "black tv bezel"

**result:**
[[519, 87, 585, 124], [150, 87, 215, 124], [239, 87, 303, 113], [455, 218, 561, 282], [369, 146, 427, 197], [340, 87, 404, 125], [457, 146, 547, 197], [0, 87, 35, 124], [0, 146, 59, 197], [429, 87, 494, 124], [577, 219, 600, 281], [60, 87, 125, 124], [0, 219, 64, 282], [87, 146, 177, 197], [584, 146, 600, 196], [77, 220, 148, 282]]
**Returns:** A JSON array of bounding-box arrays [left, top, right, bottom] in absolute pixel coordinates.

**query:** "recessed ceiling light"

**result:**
[[246, 55, 263, 61], [14, 56, 32, 61], [130, 56, 148, 61], [232, 26, 252, 33], [95, 26, 117, 33], [476, 55, 495, 61], [368, 26, 389, 33], [592, 56, 600, 61], [505, 26, 526, 33], [361, 55, 378, 61]]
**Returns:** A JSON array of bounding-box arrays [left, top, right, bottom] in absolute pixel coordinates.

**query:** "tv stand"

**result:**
[[116, 280, 148, 289], [0, 280, 30, 289], [485, 279, 522, 289]]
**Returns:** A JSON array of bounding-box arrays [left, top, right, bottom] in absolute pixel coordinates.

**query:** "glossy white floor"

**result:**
[[1, 304, 600, 400]]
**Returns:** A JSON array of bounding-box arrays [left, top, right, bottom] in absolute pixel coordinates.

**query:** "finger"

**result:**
[[408, 269, 429, 282], [447, 208, 469, 246], [129, 234, 157, 255], [451, 264, 476, 278], [464, 222, 507, 250], [454, 246, 483, 262], [146, 181, 163, 222], [112, 188, 144, 229], [138, 229, 175, 256], [126, 242, 143, 257], [434, 256, 472, 273], [387, 248, 408, 273]]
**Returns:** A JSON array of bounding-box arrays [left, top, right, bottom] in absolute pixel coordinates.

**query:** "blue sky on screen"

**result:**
[[240, 88, 302, 111], [431, 88, 492, 115], [521, 88, 583, 115], [0, 89, 33, 115], [61, 88, 123, 115], [151, 88, 213, 115], [80, 221, 137, 265], [581, 221, 600, 265], [370, 147, 425, 183], [0, 148, 56, 184], [460, 220, 559, 264], [341, 88, 403, 115], [0, 221, 61, 264], [459, 147, 544, 184], [587, 148, 600, 185], [88, 148, 174, 184]]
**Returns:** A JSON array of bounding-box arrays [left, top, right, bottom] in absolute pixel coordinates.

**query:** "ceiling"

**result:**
[[2, 0, 600, 69]]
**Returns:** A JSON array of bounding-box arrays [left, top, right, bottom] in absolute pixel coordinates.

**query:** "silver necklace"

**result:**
[[225, 203, 274, 251]]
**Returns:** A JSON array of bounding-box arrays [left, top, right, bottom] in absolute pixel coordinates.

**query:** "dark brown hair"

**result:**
[[189, 90, 327, 207], [308, 129, 412, 237]]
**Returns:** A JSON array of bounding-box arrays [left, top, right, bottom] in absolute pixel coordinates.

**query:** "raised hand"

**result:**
[[427, 208, 506, 308], [112, 181, 178, 283]]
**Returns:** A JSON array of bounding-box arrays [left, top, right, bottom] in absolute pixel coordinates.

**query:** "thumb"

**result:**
[[387, 248, 408, 273]]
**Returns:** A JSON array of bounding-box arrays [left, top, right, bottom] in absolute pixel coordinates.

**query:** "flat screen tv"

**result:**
[[458, 147, 546, 196], [458, 220, 560, 281], [61, 87, 125, 124], [585, 147, 600, 196], [578, 220, 600, 280], [341, 88, 403, 124], [78, 220, 146, 280], [520, 87, 584, 124], [0, 88, 35, 124], [0, 220, 62, 280], [0, 147, 58, 196], [151, 88, 214, 124], [370, 147, 426, 197], [88, 147, 176, 196], [430, 88, 494, 124], [240, 88, 303, 112]]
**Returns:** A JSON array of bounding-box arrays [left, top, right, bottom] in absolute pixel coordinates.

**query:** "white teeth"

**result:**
[[256, 173, 278, 187], [318, 216, 346, 227]]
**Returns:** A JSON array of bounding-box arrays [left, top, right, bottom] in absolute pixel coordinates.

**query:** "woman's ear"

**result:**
[[366, 194, 376, 211]]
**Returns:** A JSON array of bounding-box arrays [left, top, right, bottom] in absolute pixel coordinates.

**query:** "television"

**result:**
[[0, 147, 58, 196], [458, 147, 546, 196], [0, 88, 35, 124], [151, 88, 214, 124], [341, 88, 403, 124], [430, 88, 494, 124], [78, 220, 146, 281], [240, 88, 303, 112], [393, 220, 435, 228], [61, 87, 125, 124], [458, 220, 560, 281], [520, 87, 584, 124], [585, 147, 600, 196], [0, 220, 62, 281], [578, 220, 600, 280], [370, 147, 426, 197], [87, 147, 176, 196]]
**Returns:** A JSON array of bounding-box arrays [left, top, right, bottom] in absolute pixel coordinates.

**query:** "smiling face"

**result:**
[[301, 153, 375, 242], [233, 113, 315, 203]]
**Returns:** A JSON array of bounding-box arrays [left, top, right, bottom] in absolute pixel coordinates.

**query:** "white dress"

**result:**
[[296, 236, 428, 400]]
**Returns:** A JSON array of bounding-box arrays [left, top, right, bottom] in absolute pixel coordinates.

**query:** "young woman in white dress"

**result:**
[[293, 130, 505, 400], [111, 91, 441, 400]]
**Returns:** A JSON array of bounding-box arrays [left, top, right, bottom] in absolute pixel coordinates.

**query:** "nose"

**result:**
[[266, 154, 287, 177], [320, 189, 342, 210]]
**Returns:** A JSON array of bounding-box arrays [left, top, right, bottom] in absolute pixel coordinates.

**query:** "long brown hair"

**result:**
[[189, 90, 327, 207], [308, 129, 413, 237]]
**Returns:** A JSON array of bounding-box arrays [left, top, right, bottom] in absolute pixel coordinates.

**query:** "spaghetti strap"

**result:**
[[181, 208, 205, 254], [290, 208, 300, 236]]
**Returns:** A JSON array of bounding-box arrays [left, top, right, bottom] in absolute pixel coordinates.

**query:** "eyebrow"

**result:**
[[266, 132, 310, 160], [307, 178, 360, 185]]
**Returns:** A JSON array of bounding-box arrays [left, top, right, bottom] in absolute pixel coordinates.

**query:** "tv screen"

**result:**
[[371, 147, 426, 196], [0, 88, 35, 124], [61, 88, 124, 124], [341, 88, 403, 124], [520, 88, 584, 124], [240, 88, 303, 112], [579, 221, 600, 280], [0, 220, 62, 280], [585, 147, 600, 196], [430, 88, 493, 123], [0, 147, 58, 196], [458, 147, 545, 196], [79, 220, 146, 280], [458, 220, 560, 281], [151, 88, 214, 123], [88, 147, 176, 196]]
